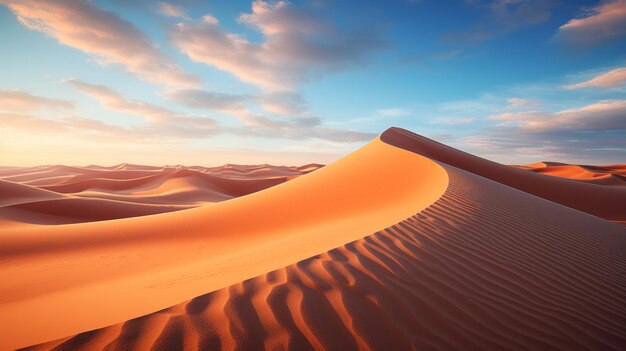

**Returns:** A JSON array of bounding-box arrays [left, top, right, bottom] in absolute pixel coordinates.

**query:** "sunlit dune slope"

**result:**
[[0, 137, 447, 350], [382, 127, 626, 223], [24, 131, 626, 351]]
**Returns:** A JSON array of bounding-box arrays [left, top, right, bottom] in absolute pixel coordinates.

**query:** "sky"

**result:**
[[0, 0, 625, 166]]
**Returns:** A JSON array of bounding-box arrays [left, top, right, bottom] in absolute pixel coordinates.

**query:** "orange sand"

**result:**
[[0, 138, 447, 350], [1, 127, 625, 350], [511, 162, 626, 187]]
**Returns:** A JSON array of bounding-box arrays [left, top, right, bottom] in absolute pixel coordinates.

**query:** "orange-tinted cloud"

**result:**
[[557, 0, 626, 44], [564, 67, 626, 89], [0, 0, 200, 87], [0, 90, 73, 112]]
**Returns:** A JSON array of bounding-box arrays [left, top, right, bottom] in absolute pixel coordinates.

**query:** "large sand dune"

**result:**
[[0, 137, 447, 350], [1, 127, 624, 350]]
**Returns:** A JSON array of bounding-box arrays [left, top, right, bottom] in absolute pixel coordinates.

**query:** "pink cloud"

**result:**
[[157, 2, 190, 20], [491, 100, 626, 132], [0, 0, 200, 87], [67, 79, 220, 137], [557, 0, 626, 44], [564, 67, 626, 89], [0, 90, 73, 111], [505, 98, 541, 109]]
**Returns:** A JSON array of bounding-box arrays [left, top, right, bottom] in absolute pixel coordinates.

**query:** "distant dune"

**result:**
[[0, 164, 321, 225], [1, 128, 624, 350], [511, 162, 626, 187]]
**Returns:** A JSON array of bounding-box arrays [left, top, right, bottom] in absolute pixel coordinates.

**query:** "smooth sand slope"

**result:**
[[0, 164, 320, 225], [0, 138, 447, 350], [381, 127, 626, 224], [19, 128, 626, 351]]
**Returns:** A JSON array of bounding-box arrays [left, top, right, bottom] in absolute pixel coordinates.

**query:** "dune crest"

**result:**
[[381, 127, 626, 224]]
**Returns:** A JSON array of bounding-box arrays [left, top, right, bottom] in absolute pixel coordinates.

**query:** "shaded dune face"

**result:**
[[22, 129, 626, 351], [26, 167, 626, 351], [381, 127, 626, 224]]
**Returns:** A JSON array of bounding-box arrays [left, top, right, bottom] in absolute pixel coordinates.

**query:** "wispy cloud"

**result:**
[[170, 1, 386, 91], [564, 67, 626, 89], [171, 89, 376, 142], [0, 90, 73, 111], [0, 0, 200, 87], [163, 88, 250, 112], [258, 91, 307, 116], [496, 100, 626, 133], [0, 111, 139, 139], [505, 97, 542, 109], [469, 99, 626, 163], [556, 0, 626, 44], [157, 2, 190, 20], [67, 79, 220, 138]]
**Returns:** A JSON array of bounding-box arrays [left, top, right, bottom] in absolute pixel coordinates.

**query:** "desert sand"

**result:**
[[0, 164, 321, 226], [1, 127, 625, 350], [511, 162, 626, 187]]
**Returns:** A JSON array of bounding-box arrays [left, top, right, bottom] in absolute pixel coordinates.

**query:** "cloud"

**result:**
[[443, 0, 558, 45], [172, 89, 376, 142], [0, 111, 140, 139], [0, 0, 200, 87], [169, 0, 386, 91], [163, 88, 249, 112], [506, 98, 541, 109], [69, 80, 371, 143], [564, 67, 626, 89], [258, 92, 307, 115], [157, 2, 190, 20], [473, 100, 626, 163], [556, 0, 626, 44], [233, 112, 377, 142], [491, 100, 626, 132], [67, 79, 220, 137], [0, 90, 73, 111], [0, 112, 69, 133]]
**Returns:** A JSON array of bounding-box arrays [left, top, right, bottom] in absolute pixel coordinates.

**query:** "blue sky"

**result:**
[[1, 0, 625, 166]]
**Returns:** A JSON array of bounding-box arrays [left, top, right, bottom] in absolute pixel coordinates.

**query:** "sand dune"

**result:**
[[382, 127, 626, 224], [0, 180, 65, 207], [0, 137, 447, 350], [511, 162, 626, 187], [19, 131, 626, 350], [1, 128, 624, 350], [0, 164, 321, 225]]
